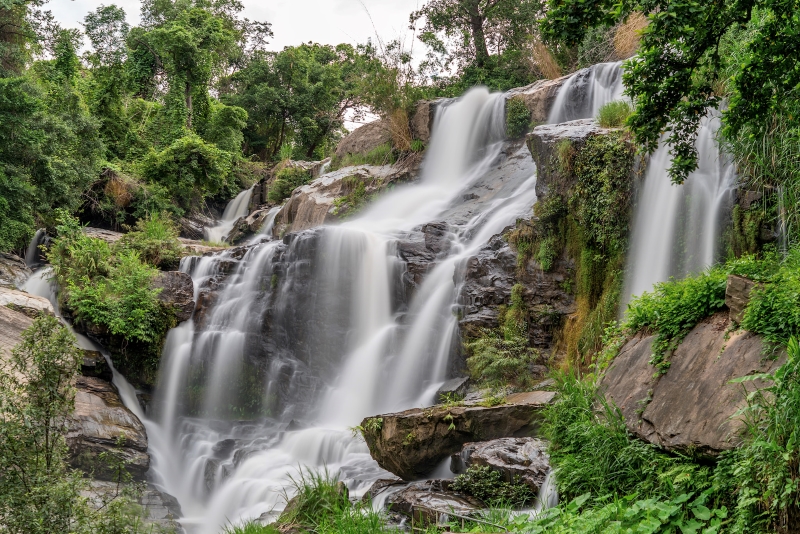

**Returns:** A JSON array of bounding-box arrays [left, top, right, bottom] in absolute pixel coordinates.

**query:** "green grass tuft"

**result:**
[[596, 100, 633, 128]]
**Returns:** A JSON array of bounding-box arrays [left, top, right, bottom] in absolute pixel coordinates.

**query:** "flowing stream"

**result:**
[[135, 87, 545, 532], [205, 187, 254, 243]]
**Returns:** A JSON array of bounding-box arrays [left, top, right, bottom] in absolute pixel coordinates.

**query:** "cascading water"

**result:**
[[138, 87, 544, 532], [547, 61, 624, 124], [205, 187, 254, 243]]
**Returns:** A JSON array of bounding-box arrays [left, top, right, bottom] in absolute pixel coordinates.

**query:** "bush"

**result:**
[[267, 166, 312, 204], [330, 142, 396, 171], [118, 212, 183, 269], [506, 96, 532, 138], [596, 100, 633, 128], [451, 465, 535, 507]]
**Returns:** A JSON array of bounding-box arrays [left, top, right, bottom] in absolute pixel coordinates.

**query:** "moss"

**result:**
[[729, 202, 765, 257]]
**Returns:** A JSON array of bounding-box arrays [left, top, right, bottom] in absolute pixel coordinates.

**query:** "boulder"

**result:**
[[178, 212, 217, 241], [360, 390, 555, 480], [450, 437, 550, 492], [409, 100, 443, 143], [84, 480, 183, 533], [726, 274, 758, 323], [506, 76, 570, 124], [601, 312, 784, 455], [0, 305, 34, 362], [0, 252, 32, 289], [385, 480, 485, 523], [437, 377, 470, 402], [153, 271, 195, 322], [81, 350, 112, 381], [0, 286, 54, 317], [67, 376, 150, 481], [335, 120, 392, 159]]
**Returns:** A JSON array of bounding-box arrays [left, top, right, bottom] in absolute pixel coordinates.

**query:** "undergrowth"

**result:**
[[505, 96, 532, 139], [596, 100, 633, 128], [330, 143, 396, 171], [450, 465, 535, 507], [267, 166, 312, 204]]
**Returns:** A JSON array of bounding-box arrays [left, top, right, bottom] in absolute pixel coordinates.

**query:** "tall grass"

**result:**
[[596, 100, 633, 128]]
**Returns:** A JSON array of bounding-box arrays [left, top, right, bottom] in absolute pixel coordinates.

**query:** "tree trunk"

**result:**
[[467, 0, 489, 67], [185, 80, 193, 130]]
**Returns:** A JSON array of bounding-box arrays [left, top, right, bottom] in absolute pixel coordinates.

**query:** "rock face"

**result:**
[[0, 305, 33, 362], [84, 480, 183, 533], [451, 437, 550, 492], [153, 271, 195, 322], [67, 376, 150, 481], [409, 100, 443, 143], [272, 164, 415, 236], [335, 120, 392, 159], [360, 390, 555, 480], [385, 480, 485, 522], [601, 313, 784, 455], [726, 274, 757, 323], [506, 76, 570, 124], [0, 286, 54, 317], [0, 253, 32, 289], [436, 377, 470, 402]]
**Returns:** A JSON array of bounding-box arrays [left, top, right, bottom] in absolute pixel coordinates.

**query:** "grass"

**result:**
[[330, 143, 396, 171], [596, 100, 633, 128]]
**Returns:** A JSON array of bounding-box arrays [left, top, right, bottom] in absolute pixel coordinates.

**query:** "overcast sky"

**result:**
[[48, 0, 424, 52]]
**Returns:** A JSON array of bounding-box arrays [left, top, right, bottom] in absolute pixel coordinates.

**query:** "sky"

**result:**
[[48, 0, 424, 52]]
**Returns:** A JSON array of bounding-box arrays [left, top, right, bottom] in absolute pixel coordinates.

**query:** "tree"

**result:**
[[542, 0, 800, 184]]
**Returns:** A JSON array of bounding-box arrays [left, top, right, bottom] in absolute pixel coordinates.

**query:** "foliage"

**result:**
[[267, 166, 311, 204], [596, 100, 632, 128], [450, 465, 535, 507], [623, 269, 728, 374], [118, 212, 183, 269], [541, 0, 800, 185], [330, 143, 396, 171], [505, 96, 532, 138]]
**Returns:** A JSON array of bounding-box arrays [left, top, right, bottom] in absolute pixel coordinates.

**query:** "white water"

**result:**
[[134, 87, 545, 533], [205, 187, 254, 243], [622, 115, 736, 307], [25, 229, 46, 267], [548, 62, 624, 124]]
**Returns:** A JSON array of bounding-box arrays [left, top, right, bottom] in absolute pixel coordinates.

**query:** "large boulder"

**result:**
[[0, 286, 54, 317], [0, 305, 33, 362], [506, 76, 570, 124], [335, 120, 392, 159], [385, 480, 485, 523], [67, 376, 150, 481], [601, 312, 784, 456], [153, 271, 195, 322], [726, 274, 758, 323], [360, 391, 555, 480], [451, 437, 550, 492], [0, 253, 32, 290]]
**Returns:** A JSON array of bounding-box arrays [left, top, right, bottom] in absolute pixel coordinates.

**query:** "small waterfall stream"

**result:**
[[205, 187, 254, 243], [137, 87, 543, 532], [548, 61, 624, 124]]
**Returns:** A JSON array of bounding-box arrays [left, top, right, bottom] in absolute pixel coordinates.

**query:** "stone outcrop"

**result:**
[[272, 164, 415, 236], [227, 209, 272, 244], [726, 274, 758, 323], [436, 377, 470, 402], [178, 212, 217, 241], [601, 313, 785, 455], [409, 100, 443, 143], [360, 390, 555, 480], [506, 76, 570, 124], [0, 305, 33, 362], [85, 480, 183, 533], [0, 286, 54, 317], [153, 271, 195, 322], [335, 120, 392, 159], [0, 252, 31, 289], [67, 376, 150, 481], [451, 437, 550, 492], [385, 480, 485, 522], [83, 227, 225, 256]]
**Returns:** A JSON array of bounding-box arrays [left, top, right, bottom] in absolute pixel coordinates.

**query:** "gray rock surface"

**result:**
[[0, 305, 33, 362], [726, 274, 758, 323], [360, 390, 555, 480], [506, 76, 570, 124], [385, 480, 485, 522], [437, 377, 470, 402], [451, 437, 550, 492], [84, 480, 183, 533], [601, 313, 784, 455], [153, 271, 195, 322], [67, 376, 150, 480], [335, 120, 392, 159], [0, 286, 54, 316], [0, 253, 32, 289]]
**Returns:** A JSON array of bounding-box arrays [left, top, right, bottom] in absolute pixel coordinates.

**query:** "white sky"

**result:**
[[48, 0, 424, 52]]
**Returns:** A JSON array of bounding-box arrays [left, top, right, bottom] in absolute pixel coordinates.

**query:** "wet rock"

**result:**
[[67, 376, 150, 481], [360, 390, 555, 480], [409, 100, 443, 143], [386, 480, 485, 522], [81, 350, 112, 381], [436, 377, 470, 402], [601, 312, 785, 456], [335, 120, 392, 159], [0, 252, 32, 290], [363, 477, 405, 503], [506, 76, 570, 124], [0, 286, 54, 317], [422, 221, 452, 257], [179, 212, 217, 240], [227, 209, 272, 244], [451, 437, 550, 492], [726, 274, 758, 323], [153, 271, 195, 322]]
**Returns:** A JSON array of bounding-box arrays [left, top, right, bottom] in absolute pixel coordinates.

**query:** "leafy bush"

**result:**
[[267, 166, 312, 204], [596, 100, 633, 128], [623, 268, 728, 373], [505, 96, 531, 138], [451, 465, 535, 507], [330, 143, 396, 171], [118, 212, 183, 269]]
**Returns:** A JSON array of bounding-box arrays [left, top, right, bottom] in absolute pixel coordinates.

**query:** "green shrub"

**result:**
[[451, 465, 535, 507], [332, 175, 373, 217], [505, 96, 532, 138], [118, 212, 183, 269], [330, 142, 396, 171], [623, 268, 728, 373], [267, 166, 312, 204], [596, 100, 633, 128]]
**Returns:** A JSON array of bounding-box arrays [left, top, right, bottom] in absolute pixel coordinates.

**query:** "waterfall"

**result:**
[[622, 114, 736, 307], [25, 228, 46, 267], [136, 87, 541, 532], [548, 62, 625, 124], [205, 187, 254, 243]]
